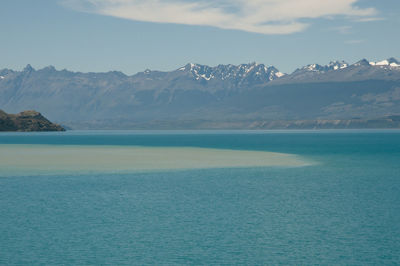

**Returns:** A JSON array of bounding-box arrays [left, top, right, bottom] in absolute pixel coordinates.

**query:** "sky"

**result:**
[[0, 0, 399, 75]]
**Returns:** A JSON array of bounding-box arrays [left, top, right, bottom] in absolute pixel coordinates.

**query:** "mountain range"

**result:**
[[1, 58, 400, 129]]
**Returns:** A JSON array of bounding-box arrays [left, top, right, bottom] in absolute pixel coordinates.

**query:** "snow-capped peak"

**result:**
[[328, 60, 348, 70], [179, 63, 201, 72], [370, 58, 400, 67], [302, 63, 327, 72], [176, 62, 284, 82], [182, 63, 214, 80], [300, 60, 349, 73], [304, 64, 320, 71]]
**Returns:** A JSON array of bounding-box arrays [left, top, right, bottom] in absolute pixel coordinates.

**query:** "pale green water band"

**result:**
[[0, 144, 312, 176]]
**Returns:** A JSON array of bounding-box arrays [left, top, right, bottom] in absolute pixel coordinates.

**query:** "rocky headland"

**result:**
[[0, 110, 65, 132]]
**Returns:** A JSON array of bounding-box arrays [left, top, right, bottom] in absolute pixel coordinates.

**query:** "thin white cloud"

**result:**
[[61, 0, 377, 34], [354, 17, 384, 22]]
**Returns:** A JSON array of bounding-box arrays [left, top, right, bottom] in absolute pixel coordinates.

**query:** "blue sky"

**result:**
[[1, 0, 399, 74]]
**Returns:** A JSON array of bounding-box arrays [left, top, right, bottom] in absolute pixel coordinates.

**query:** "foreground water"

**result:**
[[0, 130, 400, 264]]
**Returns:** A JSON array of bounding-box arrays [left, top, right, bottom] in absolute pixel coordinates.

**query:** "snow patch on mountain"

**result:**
[[306, 64, 320, 71], [298, 58, 399, 73], [370, 58, 400, 67], [329, 61, 348, 70], [299, 61, 349, 73], [177, 62, 284, 83]]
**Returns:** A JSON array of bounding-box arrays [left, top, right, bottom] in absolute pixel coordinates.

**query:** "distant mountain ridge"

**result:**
[[275, 58, 400, 83], [293, 58, 400, 74], [178, 62, 285, 82], [0, 58, 400, 129]]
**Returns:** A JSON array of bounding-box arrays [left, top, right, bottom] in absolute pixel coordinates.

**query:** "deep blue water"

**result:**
[[1, 130, 400, 264]]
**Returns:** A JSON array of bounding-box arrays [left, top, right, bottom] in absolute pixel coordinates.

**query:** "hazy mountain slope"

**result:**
[[0, 63, 283, 122]]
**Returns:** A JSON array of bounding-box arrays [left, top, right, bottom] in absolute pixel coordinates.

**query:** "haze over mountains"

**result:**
[[1, 58, 400, 129]]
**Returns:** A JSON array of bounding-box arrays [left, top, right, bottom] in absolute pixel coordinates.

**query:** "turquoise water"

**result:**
[[1, 130, 400, 264]]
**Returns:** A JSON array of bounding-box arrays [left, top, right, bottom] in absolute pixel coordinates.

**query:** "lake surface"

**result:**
[[1, 130, 400, 264]]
